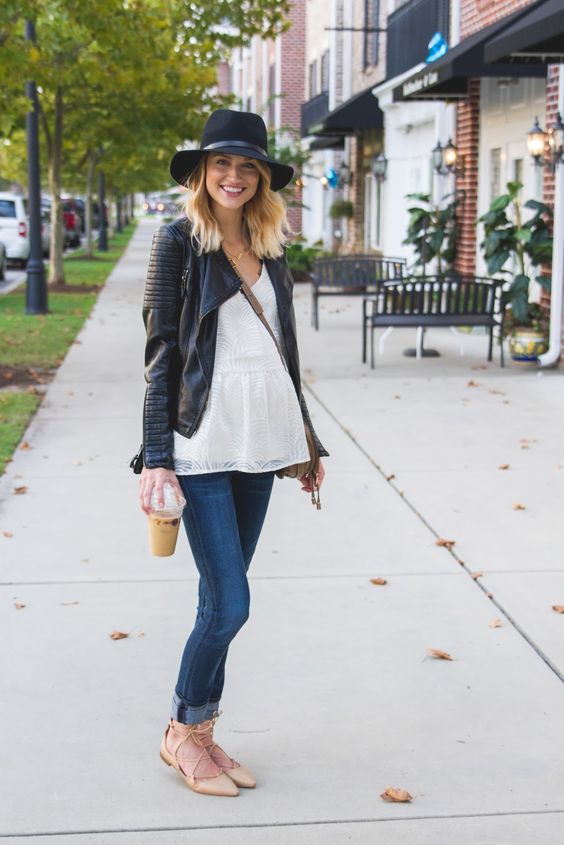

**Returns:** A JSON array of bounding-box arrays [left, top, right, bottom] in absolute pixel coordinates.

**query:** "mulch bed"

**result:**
[[46, 283, 102, 293], [0, 367, 56, 390]]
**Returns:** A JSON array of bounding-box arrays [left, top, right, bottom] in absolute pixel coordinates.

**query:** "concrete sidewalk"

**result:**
[[2, 217, 563, 843]]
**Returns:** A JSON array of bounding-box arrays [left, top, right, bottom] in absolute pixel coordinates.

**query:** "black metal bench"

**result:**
[[310, 255, 406, 330], [362, 274, 506, 367]]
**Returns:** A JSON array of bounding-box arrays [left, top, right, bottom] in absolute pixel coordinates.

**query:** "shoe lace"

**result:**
[[169, 721, 223, 781]]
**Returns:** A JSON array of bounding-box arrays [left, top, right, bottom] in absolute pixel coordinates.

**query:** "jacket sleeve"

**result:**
[[141, 225, 183, 470], [285, 267, 329, 459]]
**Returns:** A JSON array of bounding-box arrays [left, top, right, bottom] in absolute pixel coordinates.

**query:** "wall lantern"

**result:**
[[319, 175, 329, 188], [339, 161, 353, 186], [432, 138, 464, 176], [527, 113, 564, 171], [371, 152, 388, 182]]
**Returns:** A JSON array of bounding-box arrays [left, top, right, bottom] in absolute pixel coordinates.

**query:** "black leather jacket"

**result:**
[[141, 218, 329, 470]]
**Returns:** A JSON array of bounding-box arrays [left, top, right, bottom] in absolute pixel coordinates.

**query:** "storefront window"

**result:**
[[490, 148, 501, 201]]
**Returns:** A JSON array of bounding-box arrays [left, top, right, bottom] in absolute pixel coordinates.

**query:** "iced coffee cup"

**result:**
[[148, 482, 186, 557]]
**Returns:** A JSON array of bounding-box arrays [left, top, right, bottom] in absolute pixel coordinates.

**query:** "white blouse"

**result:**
[[173, 261, 310, 475]]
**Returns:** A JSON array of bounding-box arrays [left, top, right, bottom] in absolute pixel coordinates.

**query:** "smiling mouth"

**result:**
[[220, 185, 245, 196]]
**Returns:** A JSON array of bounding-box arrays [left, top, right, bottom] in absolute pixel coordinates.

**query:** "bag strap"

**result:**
[[227, 256, 289, 373]]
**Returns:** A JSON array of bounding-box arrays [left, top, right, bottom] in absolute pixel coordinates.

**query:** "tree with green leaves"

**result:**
[[0, 0, 290, 282]]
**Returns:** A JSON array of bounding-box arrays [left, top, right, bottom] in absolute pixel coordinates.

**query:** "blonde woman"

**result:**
[[137, 110, 329, 797]]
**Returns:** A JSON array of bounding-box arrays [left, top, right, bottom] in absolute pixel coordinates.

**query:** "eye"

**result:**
[[243, 162, 256, 169], [215, 158, 229, 166]]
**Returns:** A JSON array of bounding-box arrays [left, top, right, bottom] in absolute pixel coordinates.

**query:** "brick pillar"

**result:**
[[280, 0, 306, 235], [454, 79, 480, 276]]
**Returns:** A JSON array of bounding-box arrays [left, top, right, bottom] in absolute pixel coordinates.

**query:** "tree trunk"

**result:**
[[84, 150, 95, 258], [116, 196, 123, 233], [129, 193, 135, 219], [48, 87, 64, 285], [107, 195, 115, 239]]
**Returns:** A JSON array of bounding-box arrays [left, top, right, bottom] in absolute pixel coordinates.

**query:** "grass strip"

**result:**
[[0, 392, 42, 476], [0, 221, 138, 476]]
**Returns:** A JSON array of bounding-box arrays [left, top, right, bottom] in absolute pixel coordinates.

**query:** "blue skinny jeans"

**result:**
[[171, 469, 275, 724]]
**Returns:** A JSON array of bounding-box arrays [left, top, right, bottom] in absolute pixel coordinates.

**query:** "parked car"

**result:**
[[0, 241, 7, 280], [62, 199, 81, 248], [41, 208, 50, 257], [0, 192, 30, 266]]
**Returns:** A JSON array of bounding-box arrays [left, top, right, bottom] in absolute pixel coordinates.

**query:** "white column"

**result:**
[[539, 65, 564, 367]]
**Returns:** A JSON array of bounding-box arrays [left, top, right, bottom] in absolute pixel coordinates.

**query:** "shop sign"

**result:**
[[402, 70, 440, 97]]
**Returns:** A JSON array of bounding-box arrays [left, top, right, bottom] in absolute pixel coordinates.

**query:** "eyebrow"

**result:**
[[212, 154, 255, 162]]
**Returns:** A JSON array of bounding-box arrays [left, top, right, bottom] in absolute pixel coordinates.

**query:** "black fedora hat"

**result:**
[[170, 109, 294, 192]]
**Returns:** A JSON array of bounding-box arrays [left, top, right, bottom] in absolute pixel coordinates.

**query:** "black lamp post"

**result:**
[[371, 152, 388, 183], [97, 168, 108, 251], [24, 19, 47, 315]]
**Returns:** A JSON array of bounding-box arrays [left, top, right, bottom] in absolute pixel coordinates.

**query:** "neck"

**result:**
[[212, 203, 247, 245]]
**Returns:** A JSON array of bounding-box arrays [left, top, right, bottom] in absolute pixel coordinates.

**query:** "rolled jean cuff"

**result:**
[[171, 691, 220, 724]]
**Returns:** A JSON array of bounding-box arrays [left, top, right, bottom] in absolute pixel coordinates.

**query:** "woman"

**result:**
[[137, 109, 329, 797]]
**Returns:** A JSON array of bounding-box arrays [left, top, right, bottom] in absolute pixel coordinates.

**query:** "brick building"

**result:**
[[375, 0, 564, 364], [221, 1, 306, 233]]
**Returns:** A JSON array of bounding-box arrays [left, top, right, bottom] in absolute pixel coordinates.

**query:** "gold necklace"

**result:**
[[223, 243, 250, 268]]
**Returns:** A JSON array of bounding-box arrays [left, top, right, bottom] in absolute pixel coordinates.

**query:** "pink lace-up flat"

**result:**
[[193, 711, 257, 788], [160, 718, 239, 796]]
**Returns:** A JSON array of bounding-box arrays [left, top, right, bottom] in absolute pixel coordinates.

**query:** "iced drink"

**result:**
[[148, 483, 186, 557]]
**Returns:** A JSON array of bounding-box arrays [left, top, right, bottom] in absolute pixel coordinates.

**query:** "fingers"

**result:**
[[138, 469, 183, 514]]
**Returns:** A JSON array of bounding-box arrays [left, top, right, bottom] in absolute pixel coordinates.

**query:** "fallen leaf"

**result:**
[[427, 647, 453, 660], [489, 618, 502, 628], [467, 379, 479, 387], [109, 630, 128, 640], [486, 591, 493, 598], [393, 394, 401, 399], [73, 460, 83, 466], [552, 605, 564, 614], [380, 787, 413, 803], [80, 558, 90, 563], [502, 400, 511, 405], [19, 441, 32, 450], [471, 572, 483, 579], [489, 389, 506, 396], [386, 473, 395, 481], [436, 538, 456, 549], [370, 577, 388, 585], [137, 630, 146, 637], [471, 364, 487, 370], [13, 486, 28, 495], [498, 463, 510, 470], [520, 444, 530, 450], [2, 531, 13, 538], [61, 600, 79, 606], [512, 503, 526, 510], [14, 602, 26, 610]]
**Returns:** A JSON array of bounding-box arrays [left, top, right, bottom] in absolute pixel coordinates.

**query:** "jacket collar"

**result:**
[[198, 250, 292, 326]]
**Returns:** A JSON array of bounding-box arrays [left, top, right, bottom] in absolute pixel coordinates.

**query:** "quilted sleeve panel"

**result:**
[[141, 226, 183, 470]]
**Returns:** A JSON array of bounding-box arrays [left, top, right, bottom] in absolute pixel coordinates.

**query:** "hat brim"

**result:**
[[169, 146, 294, 192]]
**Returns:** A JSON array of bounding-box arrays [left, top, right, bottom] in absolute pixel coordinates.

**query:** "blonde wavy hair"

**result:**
[[182, 155, 291, 258]]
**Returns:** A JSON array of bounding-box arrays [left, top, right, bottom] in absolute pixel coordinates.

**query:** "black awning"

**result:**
[[393, 4, 546, 102], [485, 0, 564, 65], [314, 86, 383, 135], [309, 135, 345, 151]]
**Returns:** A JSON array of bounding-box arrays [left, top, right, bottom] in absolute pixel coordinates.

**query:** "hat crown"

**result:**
[[201, 109, 268, 154]]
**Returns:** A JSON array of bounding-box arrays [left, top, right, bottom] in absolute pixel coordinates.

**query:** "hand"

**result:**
[[139, 467, 185, 515], [298, 458, 325, 495]]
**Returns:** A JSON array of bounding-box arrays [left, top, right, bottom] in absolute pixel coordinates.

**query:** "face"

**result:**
[[205, 153, 260, 211]]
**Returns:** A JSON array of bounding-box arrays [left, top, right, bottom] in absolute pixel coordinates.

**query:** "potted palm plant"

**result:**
[[478, 181, 552, 365]]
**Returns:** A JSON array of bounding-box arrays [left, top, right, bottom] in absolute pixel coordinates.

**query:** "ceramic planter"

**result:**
[[508, 328, 548, 365]]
